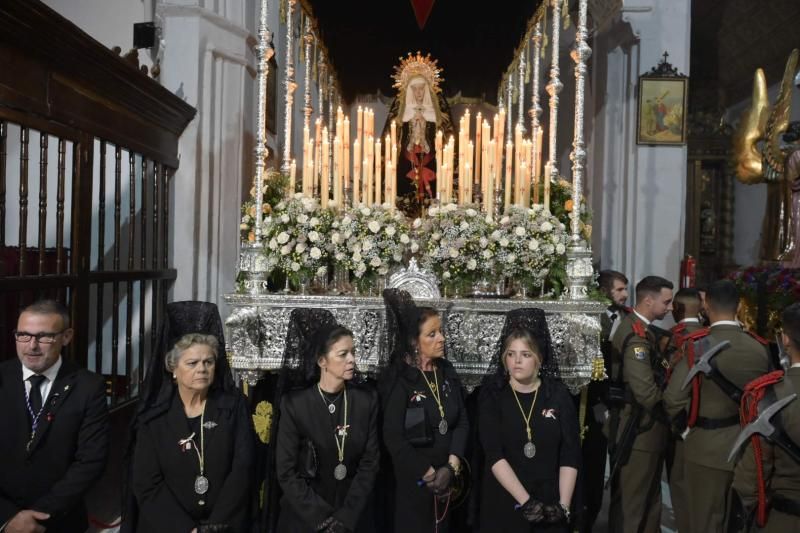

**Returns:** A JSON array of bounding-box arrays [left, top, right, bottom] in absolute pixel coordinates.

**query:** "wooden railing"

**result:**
[[0, 0, 196, 406]]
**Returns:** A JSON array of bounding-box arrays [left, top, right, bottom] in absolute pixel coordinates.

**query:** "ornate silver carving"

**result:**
[[253, 0, 274, 242], [517, 51, 526, 134], [387, 257, 441, 299], [302, 17, 313, 130], [545, 0, 563, 197], [506, 80, 513, 145], [224, 293, 604, 393], [238, 242, 270, 295], [281, 0, 297, 175]]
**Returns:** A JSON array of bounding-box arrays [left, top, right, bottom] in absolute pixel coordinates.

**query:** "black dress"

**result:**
[[275, 384, 380, 532], [131, 388, 255, 533], [478, 379, 581, 533], [382, 359, 469, 532]]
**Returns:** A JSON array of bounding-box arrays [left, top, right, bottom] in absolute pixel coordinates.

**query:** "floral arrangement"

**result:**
[[330, 203, 414, 285], [417, 203, 498, 288], [728, 265, 800, 326], [545, 177, 592, 242], [240, 169, 290, 242], [494, 205, 570, 288], [261, 194, 334, 284]]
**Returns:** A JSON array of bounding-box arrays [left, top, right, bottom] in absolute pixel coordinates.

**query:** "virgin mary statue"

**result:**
[[382, 52, 454, 216]]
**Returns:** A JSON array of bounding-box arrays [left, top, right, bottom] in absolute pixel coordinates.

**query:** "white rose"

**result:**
[[448, 248, 459, 258], [368, 220, 381, 233], [528, 239, 540, 251], [362, 240, 374, 252], [400, 233, 410, 244], [281, 214, 290, 223], [515, 226, 526, 237], [310, 247, 322, 259], [540, 221, 553, 232], [268, 238, 278, 250], [556, 243, 566, 254], [499, 237, 510, 248], [316, 266, 327, 277], [370, 257, 382, 267], [308, 231, 320, 242], [356, 262, 367, 273], [344, 230, 353, 239], [482, 249, 493, 259], [331, 232, 341, 245], [467, 259, 477, 270], [479, 237, 489, 247], [410, 242, 420, 253], [443, 271, 451, 279], [277, 232, 290, 244], [335, 252, 345, 261], [506, 253, 517, 263], [342, 216, 352, 226], [352, 243, 361, 253], [280, 244, 292, 255], [432, 232, 442, 241], [297, 214, 308, 224], [491, 230, 502, 240], [544, 244, 555, 255], [385, 225, 397, 237], [295, 242, 307, 253], [445, 203, 457, 212], [466, 208, 477, 217], [360, 207, 371, 216], [352, 251, 362, 262], [290, 262, 300, 272], [393, 253, 402, 262], [378, 266, 389, 275], [485, 215, 493, 224], [413, 218, 423, 228], [500, 216, 510, 225], [309, 217, 320, 227], [460, 221, 470, 231]]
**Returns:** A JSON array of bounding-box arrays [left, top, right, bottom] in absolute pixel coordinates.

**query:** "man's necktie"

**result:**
[[28, 374, 46, 416]]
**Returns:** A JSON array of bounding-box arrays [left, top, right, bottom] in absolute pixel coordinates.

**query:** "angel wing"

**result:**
[[733, 68, 770, 184], [763, 48, 799, 182]]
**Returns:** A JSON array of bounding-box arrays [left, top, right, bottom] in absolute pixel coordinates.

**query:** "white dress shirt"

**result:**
[[21, 356, 62, 405]]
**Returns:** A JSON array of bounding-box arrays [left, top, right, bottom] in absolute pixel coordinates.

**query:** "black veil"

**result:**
[[481, 307, 560, 394], [378, 288, 426, 400], [121, 301, 234, 532]]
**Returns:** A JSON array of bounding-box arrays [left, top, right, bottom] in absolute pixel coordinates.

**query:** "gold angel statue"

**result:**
[[733, 49, 800, 264]]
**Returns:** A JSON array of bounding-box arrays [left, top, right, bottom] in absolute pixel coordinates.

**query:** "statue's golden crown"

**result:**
[[392, 52, 443, 93]]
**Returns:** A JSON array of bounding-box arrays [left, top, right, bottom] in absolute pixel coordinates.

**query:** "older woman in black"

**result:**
[[478, 308, 580, 532], [128, 301, 256, 533], [379, 289, 469, 532], [272, 309, 380, 533]]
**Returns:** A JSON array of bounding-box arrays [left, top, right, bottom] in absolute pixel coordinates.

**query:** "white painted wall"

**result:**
[[587, 0, 692, 291]]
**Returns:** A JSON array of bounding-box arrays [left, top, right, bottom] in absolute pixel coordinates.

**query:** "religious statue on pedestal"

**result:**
[[383, 52, 454, 217], [734, 48, 800, 265]]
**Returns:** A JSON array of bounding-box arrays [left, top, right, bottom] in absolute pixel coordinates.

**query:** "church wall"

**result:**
[[725, 83, 800, 267], [587, 0, 692, 298]]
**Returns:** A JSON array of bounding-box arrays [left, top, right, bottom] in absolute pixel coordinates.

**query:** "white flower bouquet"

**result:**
[[417, 203, 498, 290], [494, 205, 570, 289], [330, 203, 413, 287], [261, 193, 334, 284]]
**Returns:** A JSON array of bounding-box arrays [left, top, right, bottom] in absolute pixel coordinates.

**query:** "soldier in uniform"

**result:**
[[664, 280, 770, 532], [575, 270, 629, 532], [731, 302, 800, 532], [606, 276, 674, 533], [663, 288, 704, 533]]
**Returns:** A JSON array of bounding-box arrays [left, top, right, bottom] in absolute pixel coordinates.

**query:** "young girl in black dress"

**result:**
[[478, 308, 580, 532]]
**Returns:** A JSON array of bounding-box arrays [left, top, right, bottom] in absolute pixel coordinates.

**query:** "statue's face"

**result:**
[[411, 83, 426, 104]]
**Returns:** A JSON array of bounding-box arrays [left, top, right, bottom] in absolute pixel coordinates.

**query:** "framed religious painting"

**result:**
[[636, 52, 689, 145]]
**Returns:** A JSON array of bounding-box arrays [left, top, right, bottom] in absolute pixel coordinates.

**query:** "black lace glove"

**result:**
[[198, 524, 232, 533], [518, 498, 545, 523], [425, 465, 453, 494], [542, 503, 567, 523], [323, 518, 349, 533]]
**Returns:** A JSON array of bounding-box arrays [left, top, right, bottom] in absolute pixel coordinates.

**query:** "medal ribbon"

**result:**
[[511, 385, 539, 443], [419, 368, 446, 423], [333, 388, 348, 464]]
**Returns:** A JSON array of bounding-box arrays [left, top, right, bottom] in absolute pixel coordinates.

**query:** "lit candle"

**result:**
[[390, 121, 397, 167], [474, 112, 482, 189], [435, 130, 443, 200], [386, 160, 394, 209], [290, 159, 296, 193], [504, 141, 513, 210], [375, 138, 382, 205], [543, 164, 551, 213], [343, 116, 350, 192], [356, 106, 363, 149], [321, 129, 329, 208], [314, 118, 322, 195], [353, 139, 361, 205], [302, 124, 310, 196], [466, 141, 474, 203], [333, 137, 341, 208]]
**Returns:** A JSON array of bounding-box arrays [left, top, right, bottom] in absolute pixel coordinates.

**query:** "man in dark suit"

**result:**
[[0, 300, 109, 533]]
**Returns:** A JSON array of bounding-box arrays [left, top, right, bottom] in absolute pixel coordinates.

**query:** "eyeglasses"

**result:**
[[13, 330, 67, 344]]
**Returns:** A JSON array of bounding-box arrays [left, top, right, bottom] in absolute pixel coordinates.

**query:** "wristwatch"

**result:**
[[560, 502, 571, 520]]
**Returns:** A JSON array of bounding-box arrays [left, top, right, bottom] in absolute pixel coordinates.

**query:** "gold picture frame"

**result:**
[[636, 52, 689, 145]]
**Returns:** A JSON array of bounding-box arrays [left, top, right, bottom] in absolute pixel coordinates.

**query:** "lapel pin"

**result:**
[[64, 385, 70, 391], [202, 421, 218, 429]]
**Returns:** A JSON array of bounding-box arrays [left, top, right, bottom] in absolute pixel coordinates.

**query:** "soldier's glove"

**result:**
[[198, 524, 232, 533], [518, 498, 545, 523], [542, 502, 568, 523], [425, 465, 453, 494]]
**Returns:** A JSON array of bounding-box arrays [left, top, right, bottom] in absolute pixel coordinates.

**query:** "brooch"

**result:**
[[202, 420, 218, 429], [410, 391, 427, 402], [542, 408, 557, 420]]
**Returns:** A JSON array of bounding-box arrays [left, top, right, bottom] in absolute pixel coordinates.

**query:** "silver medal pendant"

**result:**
[[334, 463, 347, 480], [328, 403, 336, 414], [194, 474, 209, 495], [523, 441, 536, 459], [438, 419, 448, 435]]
